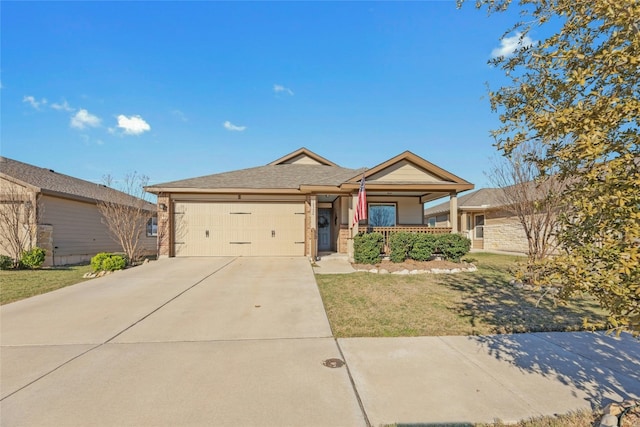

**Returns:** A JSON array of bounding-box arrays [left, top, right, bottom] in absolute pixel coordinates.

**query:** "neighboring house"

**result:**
[[145, 148, 474, 260], [424, 187, 529, 253], [0, 157, 157, 266]]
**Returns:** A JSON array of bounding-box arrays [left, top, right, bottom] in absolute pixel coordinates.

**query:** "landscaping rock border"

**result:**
[[355, 264, 477, 274]]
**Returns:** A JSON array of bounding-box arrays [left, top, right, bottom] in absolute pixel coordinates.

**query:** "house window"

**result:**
[[368, 203, 396, 227], [475, 215, 485, 239], [427, 217, 436, 227], [146, 216, 158, 237]]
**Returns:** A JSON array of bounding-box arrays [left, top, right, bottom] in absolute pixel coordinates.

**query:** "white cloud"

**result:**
[[51, 100, 74, 112], [23, 95, 47, 110], [273, 84, 294, 96], [491, 32, 534, 58], [71, 109, 101, 129], [117, 114, 151, 135], [223, 120, 246, 132]]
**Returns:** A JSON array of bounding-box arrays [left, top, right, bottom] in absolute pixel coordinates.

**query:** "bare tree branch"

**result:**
[[0, 182, 40, 266], [97, 172, 155, 264]]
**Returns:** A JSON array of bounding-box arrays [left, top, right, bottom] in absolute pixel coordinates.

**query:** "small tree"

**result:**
[[464, 0, 640, 334], [97, 172, 154, 264], [0, 182, 40, 267], [487, 141, 565, 267]]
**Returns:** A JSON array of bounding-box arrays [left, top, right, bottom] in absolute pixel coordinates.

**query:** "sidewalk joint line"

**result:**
[[104, 257, 238, 344], [1, 258, 239, 402], [0, 343, 102, 402], [335, 338, 372, 427]]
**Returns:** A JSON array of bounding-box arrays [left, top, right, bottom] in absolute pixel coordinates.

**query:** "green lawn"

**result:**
[[316, 252, 608, 337], [0, 265, 94, 305]]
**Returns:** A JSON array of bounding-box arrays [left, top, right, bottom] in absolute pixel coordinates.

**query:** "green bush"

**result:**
[[102, 255, 127, 271], [20, 247, 46, 269], [436, 234, 471, 262], [0, 255, 14, 270], [91, 252, 127, 272], [353, 232, 384, 264], [409, 233, 439, 261], [388, 232, 417, 263]]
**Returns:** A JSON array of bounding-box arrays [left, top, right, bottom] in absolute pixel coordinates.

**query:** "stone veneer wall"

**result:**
[[157, 194, 170, 258], [37, 224, 54, 267], [484, 210, 529, 254], [338, 225, 349, 253]]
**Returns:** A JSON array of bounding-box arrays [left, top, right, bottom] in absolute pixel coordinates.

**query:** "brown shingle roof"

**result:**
[[147, 164, 365, 190], [423, 188, 504, 216], [0, 157, 154, 210]]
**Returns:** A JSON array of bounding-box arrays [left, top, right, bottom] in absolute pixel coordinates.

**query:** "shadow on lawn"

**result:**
[[437, 268, 607, 334], [471, 331, 640, 409]]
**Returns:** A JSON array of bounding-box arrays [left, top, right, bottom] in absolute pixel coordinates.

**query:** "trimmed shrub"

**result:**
[[0, 255, 14, 270], [102, 255, 127, 271], [388, 232, 417, 263], [20, 247, 46, 269], [409, 233, 439, 261], [91, 252, 127, 272], [436, 233, 471, 262], [353, 232, 384, 264]]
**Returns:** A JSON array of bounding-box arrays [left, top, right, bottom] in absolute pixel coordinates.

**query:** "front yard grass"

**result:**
[[316, 252, 608, 337], [0, 264, 93, 305]]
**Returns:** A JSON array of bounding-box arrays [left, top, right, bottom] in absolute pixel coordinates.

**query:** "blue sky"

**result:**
[[2, 1, 536, 195]]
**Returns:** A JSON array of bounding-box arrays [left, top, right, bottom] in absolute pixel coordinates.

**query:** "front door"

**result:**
[[318, 208, 332, 251]]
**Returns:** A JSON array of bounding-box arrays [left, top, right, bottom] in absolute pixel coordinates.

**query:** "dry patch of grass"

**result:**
[[316, 252, 607, 337], [384, 409, 600, 426], [0, 265, 93, 305]]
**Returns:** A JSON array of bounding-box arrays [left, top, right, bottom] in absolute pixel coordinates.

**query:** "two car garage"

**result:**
[[173, 202, 306, 257]]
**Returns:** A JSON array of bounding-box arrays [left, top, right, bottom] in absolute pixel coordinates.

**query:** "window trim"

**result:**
[[474, 214, 485, 239], [146, 216, 158, 237], [367, 202, 397, 227]]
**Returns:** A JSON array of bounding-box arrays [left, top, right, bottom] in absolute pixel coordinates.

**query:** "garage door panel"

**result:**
[[174, 202, 304, 257]]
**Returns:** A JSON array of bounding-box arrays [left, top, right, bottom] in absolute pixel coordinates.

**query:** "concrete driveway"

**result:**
[[1, 257, 366, 426], [2, 257, 639, 426]]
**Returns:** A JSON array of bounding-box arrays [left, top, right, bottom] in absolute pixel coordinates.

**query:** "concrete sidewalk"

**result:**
[[340, 332, 640, 426], [2, 257, 639, 426]]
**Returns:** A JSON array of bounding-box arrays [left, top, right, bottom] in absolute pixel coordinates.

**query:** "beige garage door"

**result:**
[[174, 202, 305, 256]]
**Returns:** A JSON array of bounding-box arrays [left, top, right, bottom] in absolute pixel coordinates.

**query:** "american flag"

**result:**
[[353, 172, 367, 225]]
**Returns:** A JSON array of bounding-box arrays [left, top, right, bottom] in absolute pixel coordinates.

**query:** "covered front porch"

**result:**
[[307, 190, 467, 261], [301, 150, 474, 261]]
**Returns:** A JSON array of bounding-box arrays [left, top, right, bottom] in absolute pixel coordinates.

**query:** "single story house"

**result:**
[[145, 148, 474, 260], [0, 157, 157, 266], [424, 187, 529, 253]]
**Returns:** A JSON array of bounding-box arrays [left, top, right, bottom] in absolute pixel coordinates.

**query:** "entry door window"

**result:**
[[369, 203, 396, 227], [475, 215, 485, 239]]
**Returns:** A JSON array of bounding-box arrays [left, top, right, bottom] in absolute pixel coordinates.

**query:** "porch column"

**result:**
[[347, 192, 358, 262], [449, 192, 458, 233], [307, 195, 317, 260]]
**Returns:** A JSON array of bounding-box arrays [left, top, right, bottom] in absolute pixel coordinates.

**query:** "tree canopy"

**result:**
[[466, 0, 639, 334]]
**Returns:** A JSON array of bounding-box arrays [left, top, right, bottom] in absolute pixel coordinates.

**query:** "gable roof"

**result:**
[[146, 147, 474, 196], [423, 188, 504, 216], [0, 156, 155, 209], [268, 147, 338, 167]]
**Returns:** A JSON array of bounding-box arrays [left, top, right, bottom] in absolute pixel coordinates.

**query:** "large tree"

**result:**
[[466, 0, 639, 334]]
